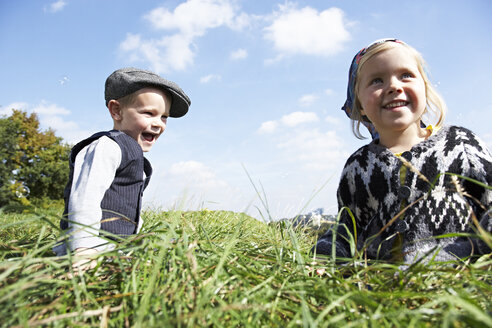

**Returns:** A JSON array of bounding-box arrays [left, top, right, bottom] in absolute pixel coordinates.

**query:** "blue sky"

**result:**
[[1, 0, 491, 220]]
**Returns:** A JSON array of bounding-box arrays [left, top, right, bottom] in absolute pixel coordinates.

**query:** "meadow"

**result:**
[[0, 203, 491, 327]]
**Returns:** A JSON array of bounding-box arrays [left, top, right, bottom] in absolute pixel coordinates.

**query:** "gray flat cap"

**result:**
[[105, 67, 191, 118]]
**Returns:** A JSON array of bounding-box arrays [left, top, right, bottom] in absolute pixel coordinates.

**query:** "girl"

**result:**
[[314, 39, 492, 263]]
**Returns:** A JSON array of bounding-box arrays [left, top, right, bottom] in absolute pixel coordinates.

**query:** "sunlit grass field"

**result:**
[[0, 203, 491, 327]]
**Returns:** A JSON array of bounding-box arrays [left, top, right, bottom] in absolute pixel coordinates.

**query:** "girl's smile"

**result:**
[[383, 100, 409, 110], [357, 45, 427, 150]]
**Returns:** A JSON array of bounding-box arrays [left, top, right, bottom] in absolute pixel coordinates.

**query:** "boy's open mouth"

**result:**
[[142, 133, 155, 142]]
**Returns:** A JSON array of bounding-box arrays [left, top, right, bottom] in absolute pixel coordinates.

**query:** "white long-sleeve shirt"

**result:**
[[53, 136, 145, 256]]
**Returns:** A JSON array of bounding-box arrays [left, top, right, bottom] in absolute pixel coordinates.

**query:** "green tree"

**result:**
[[0, 109, 71, 207], [0, 116, 21, 206]]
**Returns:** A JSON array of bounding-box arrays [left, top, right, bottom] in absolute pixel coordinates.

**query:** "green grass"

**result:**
[[0, 204, 491, 327]]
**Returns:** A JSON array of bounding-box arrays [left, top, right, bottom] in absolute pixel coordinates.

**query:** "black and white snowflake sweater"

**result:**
[[315, 125, 492, 263]]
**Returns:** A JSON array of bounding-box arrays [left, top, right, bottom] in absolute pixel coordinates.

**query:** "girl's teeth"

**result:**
[[386, 101, 406, 108]]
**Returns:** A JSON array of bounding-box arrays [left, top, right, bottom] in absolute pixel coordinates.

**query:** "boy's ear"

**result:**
[[108, 100, 122, 121]]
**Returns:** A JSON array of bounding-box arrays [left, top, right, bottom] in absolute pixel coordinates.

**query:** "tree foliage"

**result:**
[[0, 109, 71, 207]]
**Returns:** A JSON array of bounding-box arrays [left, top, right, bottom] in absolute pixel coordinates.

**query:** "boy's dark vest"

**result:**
[[61, 130, 152, 237]]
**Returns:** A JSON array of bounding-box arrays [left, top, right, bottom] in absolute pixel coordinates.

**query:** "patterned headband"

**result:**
[[341, 38, 404, 139]]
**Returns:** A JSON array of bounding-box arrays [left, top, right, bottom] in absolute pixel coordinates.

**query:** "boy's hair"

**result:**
[[350, 41, 447, 139], [116, 87, 172, 109]]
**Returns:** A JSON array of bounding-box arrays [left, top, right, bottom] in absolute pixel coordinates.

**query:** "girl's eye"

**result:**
[[370, 78, 383, 85], [402, 72, 413, 79]]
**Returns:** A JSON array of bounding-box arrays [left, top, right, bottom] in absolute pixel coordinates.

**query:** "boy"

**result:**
[[54, 67, 190, 258]]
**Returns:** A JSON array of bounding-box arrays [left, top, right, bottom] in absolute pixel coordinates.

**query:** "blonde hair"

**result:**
[[350, 42, 446, 139], [116, 92, 138, 108]]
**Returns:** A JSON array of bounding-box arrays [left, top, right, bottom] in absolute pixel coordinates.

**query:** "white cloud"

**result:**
[[258, 111, 319, 134], [482, 133, 492, 149], [264, 5, 350, 57], [298, 94, 318, 107], [39, 115, 92, 145], [145, 0, 238, 36], [230, 48, 248, 60], [325, 115, 341, 125], [120, 2, 350, 71], [1, 102, 29, 115], [3, 101, 91, 144], [120, 33, 195, 73], [277, 129, 348, 170], [252, 115, 350, 218], [230, 12, 252, 31], [281, 111, 319, 127], [169, 161, 223, 183], [32, 101, 70, 115], [257, 120, 279, 134], [325, 88, 334, 96], [120, 0, 250, 73], [163, 161, 230, 194], [44, 0, 67, 13], [120, 33, 142, 52], [256, 111, 348, 170], [200, 74, 222, 83], [263, 54, 285, 66], [144, 159, 252, 213]]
